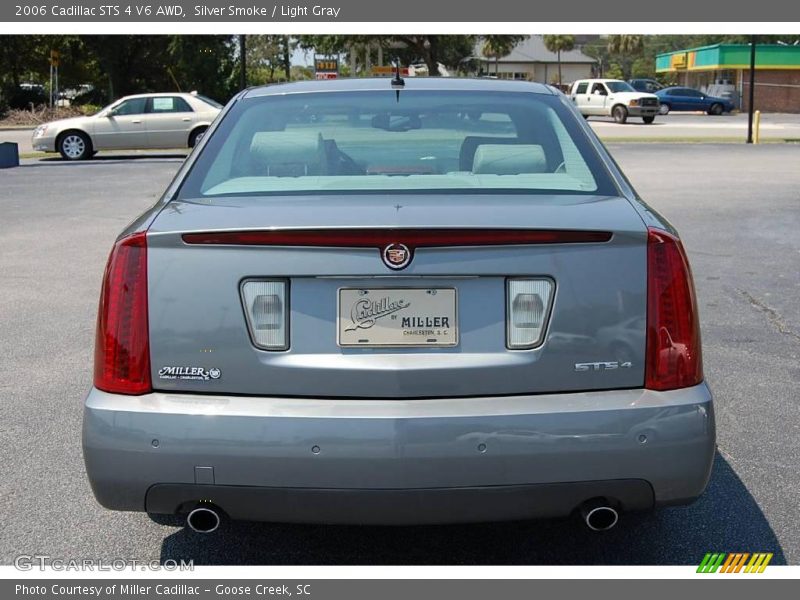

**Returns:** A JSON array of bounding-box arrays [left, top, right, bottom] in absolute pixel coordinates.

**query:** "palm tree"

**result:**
[[606, 35, 645, 79], [606, 34, 644, 56], [481, 35, 524, 76], [543, 35, 576, 88]]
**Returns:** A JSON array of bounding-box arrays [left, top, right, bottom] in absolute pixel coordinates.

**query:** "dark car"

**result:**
[[655, 87, 735, 115], [628, 78, 664, 93]]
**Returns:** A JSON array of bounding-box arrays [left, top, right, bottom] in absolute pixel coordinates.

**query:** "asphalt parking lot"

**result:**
[[590, 111, 800, 140], [1, 145, 798, 566]]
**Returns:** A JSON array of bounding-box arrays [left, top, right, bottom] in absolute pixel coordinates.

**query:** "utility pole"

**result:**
[[747, 35, 757, 144], [239, 35, 247, 90], [49, 50, 60, 108], [349, 44, 357, 77]]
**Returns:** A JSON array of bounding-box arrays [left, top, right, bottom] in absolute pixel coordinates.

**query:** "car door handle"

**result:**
[[182, 118, 191, 122], [132, 120, 142, 124]]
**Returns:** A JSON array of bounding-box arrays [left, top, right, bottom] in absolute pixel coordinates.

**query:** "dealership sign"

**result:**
[[315, 55, 339, 80]]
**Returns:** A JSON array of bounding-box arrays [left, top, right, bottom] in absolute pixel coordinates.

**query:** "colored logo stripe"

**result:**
[[722, 553, 749, 573], [697, 552, 773, 573], [745, 553, 773, 573], [697, 553, 726, 573]]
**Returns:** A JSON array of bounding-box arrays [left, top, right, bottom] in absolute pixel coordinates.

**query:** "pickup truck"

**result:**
[[569, 79, 660, 124]]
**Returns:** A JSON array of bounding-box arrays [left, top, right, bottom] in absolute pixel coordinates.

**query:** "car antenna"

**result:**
[[391, 57, 404, 102]]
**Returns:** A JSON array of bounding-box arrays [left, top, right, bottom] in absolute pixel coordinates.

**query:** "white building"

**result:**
[[478, 36, 598, 86]]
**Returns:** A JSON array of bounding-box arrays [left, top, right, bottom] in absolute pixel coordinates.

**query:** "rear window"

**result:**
[[178, 89, 616, 198], [196, 94, 223, 109]]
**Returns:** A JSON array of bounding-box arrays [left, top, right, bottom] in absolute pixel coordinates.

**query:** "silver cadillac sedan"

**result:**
[[82, 78, 715, 534], [32, 92, 221, 160]]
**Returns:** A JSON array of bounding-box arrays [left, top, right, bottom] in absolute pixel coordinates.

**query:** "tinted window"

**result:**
[[196, 95, 223, 109], [113, 98, 147, 115], [634, 80, 661, 92], [178, 90, 617, 198], [575, 82, 588, 94], [606, 81, 635, 93], [150, 96, 193, 113]]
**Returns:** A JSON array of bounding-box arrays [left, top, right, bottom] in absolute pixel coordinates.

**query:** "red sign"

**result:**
[[372, 66, 410, 76]]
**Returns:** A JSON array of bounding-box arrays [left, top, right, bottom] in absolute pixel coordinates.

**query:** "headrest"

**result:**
[[250, 131, 320, 165], [472, 144, 547, 175], [459, 136, 520, 170]]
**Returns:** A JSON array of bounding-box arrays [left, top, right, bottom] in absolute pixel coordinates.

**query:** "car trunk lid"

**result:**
[[146, 193, 648, 398]]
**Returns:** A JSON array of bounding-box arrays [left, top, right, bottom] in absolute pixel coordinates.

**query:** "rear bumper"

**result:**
[[83, 383, 715, 525], [147, 480, 654, 525]]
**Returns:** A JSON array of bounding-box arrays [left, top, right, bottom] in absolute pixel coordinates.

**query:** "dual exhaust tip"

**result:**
[[580, 499, 619, 532], [185, 500, 619, 533], [186, 506, 221, 533]]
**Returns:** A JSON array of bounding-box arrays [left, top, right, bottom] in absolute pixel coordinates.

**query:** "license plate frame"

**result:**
[[337, 288, 458, 348]]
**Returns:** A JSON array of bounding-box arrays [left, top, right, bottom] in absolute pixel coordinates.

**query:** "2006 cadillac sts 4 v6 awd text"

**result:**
[[82, 77, 714, 534]]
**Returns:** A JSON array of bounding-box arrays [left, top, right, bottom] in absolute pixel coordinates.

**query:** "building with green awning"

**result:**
[[656, 43, 800, 112]]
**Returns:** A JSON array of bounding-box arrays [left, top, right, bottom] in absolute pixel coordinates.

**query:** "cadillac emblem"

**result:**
[[382, 243, 412, 270]]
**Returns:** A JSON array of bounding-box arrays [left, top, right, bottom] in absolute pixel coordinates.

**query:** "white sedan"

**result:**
[[32, 92, 222, 160]]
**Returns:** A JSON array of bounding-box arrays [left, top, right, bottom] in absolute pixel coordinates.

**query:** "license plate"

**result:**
[[338, 288, 458, 347]]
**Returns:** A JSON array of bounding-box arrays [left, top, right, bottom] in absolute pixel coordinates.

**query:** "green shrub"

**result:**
[[78, 104, 101, 115]]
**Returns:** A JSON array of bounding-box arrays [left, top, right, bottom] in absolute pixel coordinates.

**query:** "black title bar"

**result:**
[[2, 0, 798, 22]]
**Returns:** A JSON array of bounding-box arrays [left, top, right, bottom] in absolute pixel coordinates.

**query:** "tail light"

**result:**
[[506, 278, 554, 349], [94, 231, 151, 395], [645, 227, 703, 391], [240, 280, 289, 350]]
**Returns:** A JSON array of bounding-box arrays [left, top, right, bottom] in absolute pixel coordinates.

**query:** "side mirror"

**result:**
[[593, 90, 602, 95]]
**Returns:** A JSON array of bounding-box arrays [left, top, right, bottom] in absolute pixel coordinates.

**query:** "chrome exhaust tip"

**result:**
[[186, 506, 221, 533], [580, 500, 619, 532]]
